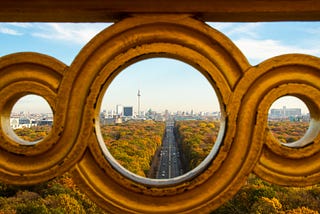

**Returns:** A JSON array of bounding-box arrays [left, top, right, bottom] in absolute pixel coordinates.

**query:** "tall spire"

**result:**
[[137, 89, 141, 117]]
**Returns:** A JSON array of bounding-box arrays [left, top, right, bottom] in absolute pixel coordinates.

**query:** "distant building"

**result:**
[[10, 117, 34, 129], [19, 118, 31, 125], [116, 105, 123, 116], [108, 110, 115, 118], [269, 106, 302, 120], [123, 106, 133, 117], [10, 113, 53, 129], [37, 119, 53, 126], [10, 117, 20, 129], [100, 111, 107, 120]]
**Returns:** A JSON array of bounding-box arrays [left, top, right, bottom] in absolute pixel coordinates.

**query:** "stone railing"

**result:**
[[0, 14, 319, 213]]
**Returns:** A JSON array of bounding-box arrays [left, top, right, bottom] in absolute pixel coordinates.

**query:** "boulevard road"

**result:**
[[156, 120, 183, 179]]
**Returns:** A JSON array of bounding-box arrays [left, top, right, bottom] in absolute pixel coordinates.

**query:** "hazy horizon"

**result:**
[[12, 93, 310, 116]]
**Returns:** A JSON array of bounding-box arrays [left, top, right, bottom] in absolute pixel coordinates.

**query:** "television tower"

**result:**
[[137, 89, 141, 117]]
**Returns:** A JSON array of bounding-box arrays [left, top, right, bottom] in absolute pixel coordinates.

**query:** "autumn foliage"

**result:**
[[13, 125, 51, 142], [3, 120, 319, 213], [0, 173, 106, 213], [174, 120, 220, 171], [268, 121, 309, 143], [213, 174, 320, 214], [101, 120, 165, 177]]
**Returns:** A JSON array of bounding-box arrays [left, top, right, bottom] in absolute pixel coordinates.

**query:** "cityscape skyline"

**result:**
[[1, 22, 319, 113], [11, 94, 310, 116]]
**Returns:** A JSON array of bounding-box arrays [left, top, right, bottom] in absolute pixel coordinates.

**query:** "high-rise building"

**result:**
[[123, 106, 133, 117], [116, 104, 123, 116]]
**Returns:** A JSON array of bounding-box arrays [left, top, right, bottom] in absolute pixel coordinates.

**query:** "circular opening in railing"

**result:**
[[97, 58, 224, 186], [9, 94, 53, 145], [268, 95, 315, 148]]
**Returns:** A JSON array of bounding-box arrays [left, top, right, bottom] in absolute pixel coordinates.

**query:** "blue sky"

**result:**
[[2, 22, 319, 114]]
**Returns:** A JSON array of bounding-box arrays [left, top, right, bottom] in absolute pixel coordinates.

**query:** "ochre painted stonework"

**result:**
[[0, 15, 319, 213]]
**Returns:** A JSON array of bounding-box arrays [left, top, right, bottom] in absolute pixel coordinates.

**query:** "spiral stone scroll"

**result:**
[[0, 15, 319, 213]]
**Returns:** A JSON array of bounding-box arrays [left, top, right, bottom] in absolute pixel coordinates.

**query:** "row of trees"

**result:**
[[101, 120, 165, 177], [174, 120, 220, 171]]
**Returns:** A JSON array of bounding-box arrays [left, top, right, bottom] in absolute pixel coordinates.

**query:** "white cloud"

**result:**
[[234, 38, 320, 65], [225, 23, 261, 38], [0, 26, 22, 36], [234, 39, 320, 63], [31, 23, 110, 45], [208, 22, 320, 64], [208, 22, 261, 38], [0, 23, 32, 36], [7, 23, 32, 28]]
